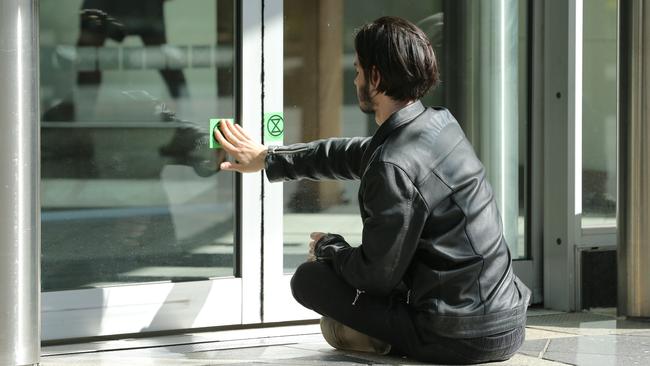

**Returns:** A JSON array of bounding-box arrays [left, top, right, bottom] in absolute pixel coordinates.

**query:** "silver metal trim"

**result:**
[[240, 0, 264, 324], [0, 0, 41, 364], [542, 0, 583, 312], [261, 0, 313, 323]]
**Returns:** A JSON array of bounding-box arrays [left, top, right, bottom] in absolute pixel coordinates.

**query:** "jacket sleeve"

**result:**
[[315, 161, 429, 296], [264, 137, 371, 182]]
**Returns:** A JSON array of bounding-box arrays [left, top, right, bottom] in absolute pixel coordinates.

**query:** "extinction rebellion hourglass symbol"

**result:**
[[267, 114, 284, 137]]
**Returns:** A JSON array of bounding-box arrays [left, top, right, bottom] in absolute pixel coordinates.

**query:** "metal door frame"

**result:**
[[540, 0, 619, 311]]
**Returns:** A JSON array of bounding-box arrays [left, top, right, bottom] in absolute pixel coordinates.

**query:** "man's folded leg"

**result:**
[[289, 261, 523, 364], [289, 261, 420, 357], [319, 316, 391, 355]]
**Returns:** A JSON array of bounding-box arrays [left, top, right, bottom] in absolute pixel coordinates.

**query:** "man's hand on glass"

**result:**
[[213, 120, 267, 173]]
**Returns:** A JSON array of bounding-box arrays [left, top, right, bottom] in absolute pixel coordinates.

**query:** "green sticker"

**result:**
[[264, 112, 284, 143], [210, 118, 233, 149]]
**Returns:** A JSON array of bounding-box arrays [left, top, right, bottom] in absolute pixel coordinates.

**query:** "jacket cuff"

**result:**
[[315, 233, 351, 261], [264, 145, 285, 182]]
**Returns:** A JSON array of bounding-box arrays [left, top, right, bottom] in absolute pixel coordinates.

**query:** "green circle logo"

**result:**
[[267, 114, 284, 137]]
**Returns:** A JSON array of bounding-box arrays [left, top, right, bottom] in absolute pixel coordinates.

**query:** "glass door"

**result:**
[[263, 0, 540, 322], [40, 0, 253, 340]]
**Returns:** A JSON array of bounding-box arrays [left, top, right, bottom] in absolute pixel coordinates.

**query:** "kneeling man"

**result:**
[[214, 16, 530, 364]]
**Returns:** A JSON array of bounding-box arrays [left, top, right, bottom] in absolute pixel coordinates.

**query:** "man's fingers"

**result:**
[[220, 161, 244, 172], [231, 122, 252, 142], [219, 120, 242, 147], [213, 125, 239, 153]]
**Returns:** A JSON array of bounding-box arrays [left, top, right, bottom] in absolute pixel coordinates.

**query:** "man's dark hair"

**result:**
[[354, 16, 439, 101]]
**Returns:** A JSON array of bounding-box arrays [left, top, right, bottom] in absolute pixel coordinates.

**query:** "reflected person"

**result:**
[[213, 16, 530, 365], [44, 0, 188, 122], [79, 0, 186, 98], [43, 0, 220, 174]]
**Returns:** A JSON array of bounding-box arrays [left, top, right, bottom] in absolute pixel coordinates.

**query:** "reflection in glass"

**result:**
[[582, 0, 618, 227], [282, 0, 530, 272], [40, 0, 237, 291]]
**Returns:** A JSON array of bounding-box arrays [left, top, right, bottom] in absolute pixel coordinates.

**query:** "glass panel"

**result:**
[[582, 0, 618, 228], [282, 0, 530, 273], [40, 0, 236, 291]]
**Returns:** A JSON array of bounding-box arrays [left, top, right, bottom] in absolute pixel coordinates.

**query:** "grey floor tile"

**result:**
[[42, 325, 322, 356], [543, 352, 650, 366], [39, 312, 650, 366], [496, 354, 571, 365], [526, 312, 615, 328], [525, 327, 579, 340], [622, 330, 650, 338], [527, 313, 650, 337], [545, 334, 650, 356], [527, 309, 570, 317], [519, 339, 550, 358], [184, 344, 376, 365], [285, 341, 338, 353], [332, 351, 418, 365], [162, 335, 321, 354], [42, 355, 228, 366]]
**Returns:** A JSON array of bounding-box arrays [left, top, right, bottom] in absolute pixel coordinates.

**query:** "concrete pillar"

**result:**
[[618, 0, 650, 318], [0, 0, 41, 365]]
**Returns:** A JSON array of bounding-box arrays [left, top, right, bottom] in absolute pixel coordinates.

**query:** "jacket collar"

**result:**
[[361, 100, 426, 172], [377, 100, 426, 137]]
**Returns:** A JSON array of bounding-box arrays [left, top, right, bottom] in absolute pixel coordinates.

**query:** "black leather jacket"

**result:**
[[265, 101, 531, 339]]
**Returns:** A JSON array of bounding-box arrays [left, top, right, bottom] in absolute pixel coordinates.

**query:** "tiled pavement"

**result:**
[[41, 309, 650, 366]]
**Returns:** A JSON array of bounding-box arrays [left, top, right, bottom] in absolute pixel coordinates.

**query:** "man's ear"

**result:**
[[370, 66, 381, 90]]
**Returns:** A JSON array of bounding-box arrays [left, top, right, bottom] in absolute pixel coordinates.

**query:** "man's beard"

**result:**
[[357, 81, 374, 114]]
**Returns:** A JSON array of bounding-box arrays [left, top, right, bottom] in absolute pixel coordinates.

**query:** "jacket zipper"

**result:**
[[271, 146, 310, 154], [352, 289, 365, 306]]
